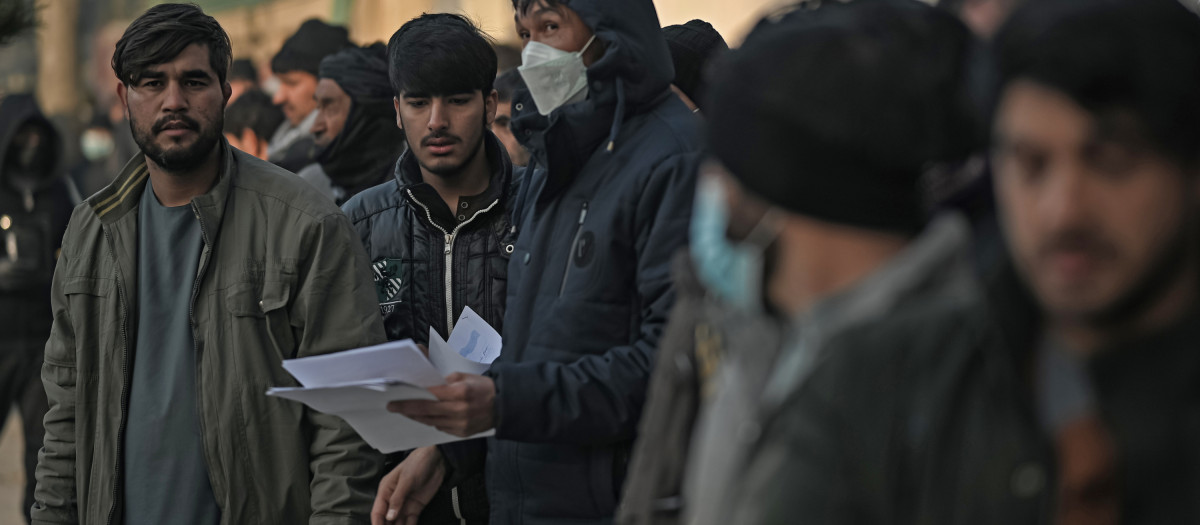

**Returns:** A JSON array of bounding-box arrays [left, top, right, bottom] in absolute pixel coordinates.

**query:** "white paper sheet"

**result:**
[[267, 380, 493, 453], [266, 309, 502, 452]]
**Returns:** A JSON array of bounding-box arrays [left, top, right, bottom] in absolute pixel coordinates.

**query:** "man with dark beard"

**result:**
[[730, 1, 1200, 524], [32, 4, 385, 524], [296, 43, 405, 205]]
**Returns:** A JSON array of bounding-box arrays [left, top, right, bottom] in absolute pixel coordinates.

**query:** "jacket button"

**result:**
[[505, 244, 515, 254], [258, 299, 265, 310], [457, 214, 466, 221], [460, 202, 469, 209], [523, 253, 531, 265], [1010, 463, 1046, 499], [515, 103, 524, 111]]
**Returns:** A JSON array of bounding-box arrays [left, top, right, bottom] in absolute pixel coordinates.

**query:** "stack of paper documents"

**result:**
[[267, 307, 501, 453]]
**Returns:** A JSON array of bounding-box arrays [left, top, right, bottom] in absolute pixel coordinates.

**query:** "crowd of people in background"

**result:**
[[0, 0, 1199, 523]]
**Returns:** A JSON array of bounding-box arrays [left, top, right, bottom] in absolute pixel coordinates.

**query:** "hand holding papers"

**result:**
[[267, 307, 501, 453]]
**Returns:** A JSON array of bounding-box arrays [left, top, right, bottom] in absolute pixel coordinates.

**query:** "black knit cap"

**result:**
[[319, 43, 392, 101], [707, 0, 983, 235], [271, 19, 352, 77], [662, 19, 728, 110]]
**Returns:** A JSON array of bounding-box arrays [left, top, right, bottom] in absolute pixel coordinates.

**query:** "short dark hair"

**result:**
[[0, 1, 36, 45], [511, 0, 569, 17], [387, 13, 497, 98], [224, 89, 284, 141], [996, 0, 1200, 169], [494, 68, 526, 103], [229, 58, 258, 83], [112, 3, 232, 86]]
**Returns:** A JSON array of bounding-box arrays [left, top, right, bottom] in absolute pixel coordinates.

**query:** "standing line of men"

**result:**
[[25, 0, 1200, 524]]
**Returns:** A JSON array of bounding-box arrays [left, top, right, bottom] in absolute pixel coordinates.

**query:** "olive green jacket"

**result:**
[[31, 144, 386, 525]]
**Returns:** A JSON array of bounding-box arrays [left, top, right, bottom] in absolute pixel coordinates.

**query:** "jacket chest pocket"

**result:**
[[57, 276, 115, 366], [225, 279, 296, 361]]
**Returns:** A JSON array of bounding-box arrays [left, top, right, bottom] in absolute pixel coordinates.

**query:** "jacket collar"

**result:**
[[393, 130, 512, 211], [88, 141, 235, 244]]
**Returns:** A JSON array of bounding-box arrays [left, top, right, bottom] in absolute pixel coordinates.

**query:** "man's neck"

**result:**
[[768, 218, 909, 318], [146, 147, 220, 208], [421, 140, 491, 214], [1053, 264, 1198, 356]]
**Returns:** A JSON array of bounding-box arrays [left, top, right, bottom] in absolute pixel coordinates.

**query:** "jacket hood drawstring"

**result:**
[[606, 78, 627, 153]]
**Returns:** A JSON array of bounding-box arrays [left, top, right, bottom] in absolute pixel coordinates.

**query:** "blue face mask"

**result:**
[[689, 176, 778, 312]]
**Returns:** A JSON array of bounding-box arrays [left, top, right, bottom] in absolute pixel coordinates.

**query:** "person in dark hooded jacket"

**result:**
[[297, 43, 405, 205], [386, 0, 702, 523], [0, 94, 77, 524]]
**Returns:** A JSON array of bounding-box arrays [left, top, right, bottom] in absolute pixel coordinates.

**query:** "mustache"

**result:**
[[421, 132, 461, 147], [152, 114, 200, 134], [1035, 229, 1118, 262]]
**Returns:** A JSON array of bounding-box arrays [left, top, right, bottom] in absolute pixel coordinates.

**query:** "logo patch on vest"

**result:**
[[372, 258, 404, 315]]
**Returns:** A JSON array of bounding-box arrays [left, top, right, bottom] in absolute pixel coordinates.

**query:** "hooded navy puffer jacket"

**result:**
[[490, 0, 703, 522]]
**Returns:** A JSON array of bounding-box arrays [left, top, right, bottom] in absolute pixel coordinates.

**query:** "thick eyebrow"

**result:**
[[139, 70, 167, 81], [182, 69, 214, 80], [515, 5, 560, 24]]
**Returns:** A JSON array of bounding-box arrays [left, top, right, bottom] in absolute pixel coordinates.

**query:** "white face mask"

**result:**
[[518, 35, 596, 116]]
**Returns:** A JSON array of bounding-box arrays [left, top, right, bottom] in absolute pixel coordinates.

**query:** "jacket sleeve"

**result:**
[[31, 218, 79, 525], [295, 212, 388, 525], [489, 152, 701, 445], [728, 330, 900, 525]]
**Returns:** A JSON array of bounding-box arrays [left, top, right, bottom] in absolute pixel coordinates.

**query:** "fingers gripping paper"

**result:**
[[267, 307, 501, 452]]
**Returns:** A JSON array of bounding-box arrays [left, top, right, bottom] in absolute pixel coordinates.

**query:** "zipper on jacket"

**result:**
[[407, 189, 500, 333], [187, 204, 225, 509], [559, 202, 588, 296], [103, 227, 131, 525]]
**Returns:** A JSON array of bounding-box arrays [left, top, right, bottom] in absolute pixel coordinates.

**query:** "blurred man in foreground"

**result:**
[[732, 1, 1200, 523], [620, 2, 981, 524]]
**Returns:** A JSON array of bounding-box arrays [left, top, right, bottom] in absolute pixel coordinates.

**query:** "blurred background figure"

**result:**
[[267, 18, 352, 172], [491, 69, 529, 167], [0, 1, 34, 45], [224, 88, 285, 161], [0, 93, 76, 525], [227, 57, 260, 104], [296, 43, 404, 205], [662, 19, 727, 113]]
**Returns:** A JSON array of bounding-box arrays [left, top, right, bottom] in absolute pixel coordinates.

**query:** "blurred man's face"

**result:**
[[272, 70, 318, 125], [514, 1, 602, 67], [396, 89, 498, 179], [491, 99, 529, 167], [311, 78, 351, 149], [993, 80, 1199, 325], [228, 78, 255, 104], [118, 43, 230, 173]]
